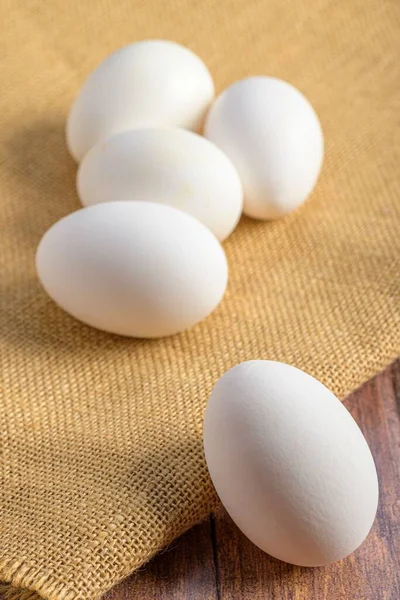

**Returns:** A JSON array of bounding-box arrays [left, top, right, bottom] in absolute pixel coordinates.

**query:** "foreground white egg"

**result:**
[[203, 361, 378, 566], [77, 128, 243, 241], [36, 202, 228, 338], [67, 40, 215, 162], [204, 77, 324, 220]]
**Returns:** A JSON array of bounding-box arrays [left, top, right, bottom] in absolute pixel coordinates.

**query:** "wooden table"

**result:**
[[106, 360, 400, 600]]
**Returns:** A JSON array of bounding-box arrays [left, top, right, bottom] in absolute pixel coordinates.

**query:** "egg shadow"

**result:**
[[1, 117, 160, 357], [5, 118, 74, 189], [1, 117, 299, 359]]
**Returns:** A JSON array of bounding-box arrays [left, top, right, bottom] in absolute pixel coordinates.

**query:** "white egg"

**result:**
[[204, 77, 324, 220], [77, 128, 243, 241], [67, 40, 215, 162], [203, 360, 379, 566], [36, 202, 228, 338]]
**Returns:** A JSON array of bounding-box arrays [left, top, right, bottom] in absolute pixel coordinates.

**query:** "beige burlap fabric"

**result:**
[[0, 0, 399, 598]]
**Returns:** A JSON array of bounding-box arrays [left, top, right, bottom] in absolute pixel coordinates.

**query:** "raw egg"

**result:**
[[36, 202, 228, 338], [203, 360, 379, 566], [205, 77, 324, 220], [67, 40, 214, 162], [77, 128, 243, 241]]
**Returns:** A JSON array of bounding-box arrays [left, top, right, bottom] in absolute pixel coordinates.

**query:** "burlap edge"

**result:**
[[0, 510, 215, 600], [0, 584, 41, 600], [0, 558, 75, 600]]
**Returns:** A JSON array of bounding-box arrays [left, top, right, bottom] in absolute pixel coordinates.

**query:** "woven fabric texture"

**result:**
[[0, 0, 399, 599]]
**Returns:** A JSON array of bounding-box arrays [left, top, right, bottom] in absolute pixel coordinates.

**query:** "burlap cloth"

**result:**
[[0, 0, 399, 598]]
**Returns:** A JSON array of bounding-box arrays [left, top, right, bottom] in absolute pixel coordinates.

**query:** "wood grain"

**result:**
[[105, 360, 400, 600]]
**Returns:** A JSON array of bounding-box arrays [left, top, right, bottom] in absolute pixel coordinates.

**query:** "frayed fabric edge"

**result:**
[[0, 583, 42, 600], [0, 558, 76, 600]]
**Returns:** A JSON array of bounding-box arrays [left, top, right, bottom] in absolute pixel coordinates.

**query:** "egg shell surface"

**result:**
[[77, 128, 243, 241], [36, 202, 228, 338], [203, 360, 379, 566], [67, 40, 215, 162], [204, 77, 324, 220]]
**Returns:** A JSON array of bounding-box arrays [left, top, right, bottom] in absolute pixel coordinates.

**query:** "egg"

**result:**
[[67, 40, 215, 162], [77, 128, 243, 241], [204, 77, 324, 220], [36, 202, 228, 338], [203, 360, 379, 566]]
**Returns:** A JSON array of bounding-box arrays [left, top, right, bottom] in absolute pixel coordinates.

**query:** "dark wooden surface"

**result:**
[[105, 360, 400, 600]]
